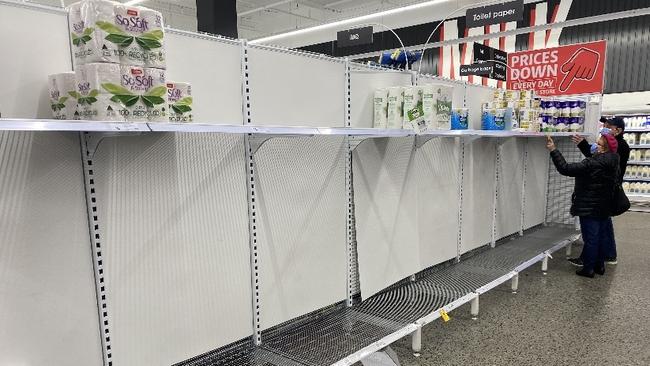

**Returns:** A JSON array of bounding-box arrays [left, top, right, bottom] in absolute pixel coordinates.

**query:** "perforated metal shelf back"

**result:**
[[178, 226, 578, 366]]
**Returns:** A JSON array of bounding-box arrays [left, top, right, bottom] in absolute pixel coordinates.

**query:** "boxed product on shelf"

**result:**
[[373, 89, 388, 128], [167, 82, 193, 123], [48, 72, 78, 120], [386, 87, 404, 129], [68, 0, 166, 69]]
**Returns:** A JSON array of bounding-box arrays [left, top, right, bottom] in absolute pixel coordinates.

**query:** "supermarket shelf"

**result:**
[[628, 161, 650, 166], [630, 145, 650, 149], [626, 128, 650, 132], [0, 118, 151, 132], [177, 226, 580, 366], [624, 177, 650, 182], [0, 119, 590, 138], [627, 194, 650, 202]]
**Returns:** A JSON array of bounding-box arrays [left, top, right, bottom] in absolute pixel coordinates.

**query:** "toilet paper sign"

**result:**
[[507, 40, 606, 96]]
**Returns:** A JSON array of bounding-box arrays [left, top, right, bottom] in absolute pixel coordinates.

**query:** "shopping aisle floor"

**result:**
[[391, 212, 650, 366]]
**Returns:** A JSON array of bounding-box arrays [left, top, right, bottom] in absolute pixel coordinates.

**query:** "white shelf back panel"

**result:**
[[0, 4, 71, 118], [460, 139, 497, 254], [92, 134, 252, 366], [353, 137, 459, 299], [349, 71, 412, 128], [166, 33, 243, 125], [254, 136, 347, 329], [496, 138, 525, 239], [465, 84, 495, 130], [0, 132, 102, 366], [415, 138, 461, 268], [247, 47, 345, 127], [524, 139, 550, 230]]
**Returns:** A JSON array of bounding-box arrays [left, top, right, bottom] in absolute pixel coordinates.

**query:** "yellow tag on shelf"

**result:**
[[440, 309, 450, 322]]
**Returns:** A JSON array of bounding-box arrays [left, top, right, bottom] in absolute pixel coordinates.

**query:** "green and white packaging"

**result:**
[[402, 87, 422, 130], [73, 63, 124, 121], [146, 68, 168, 122], [48, 72, 78, 120], [386, 87, 404, 129], [433, 84, 453, 130], [68, 0, 166, 69], [421, 85, 435, 131], [167, 82, 193, 123], [373, 89, 388, 129]]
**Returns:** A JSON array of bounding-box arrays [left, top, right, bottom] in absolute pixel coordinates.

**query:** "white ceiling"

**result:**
[[41, 0, 470, 42]]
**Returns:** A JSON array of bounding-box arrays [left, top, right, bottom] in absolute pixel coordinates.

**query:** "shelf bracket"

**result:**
[[83, 132, 143, 158], [248, 133, 313, 154], [349, 135, 378, 151], [414, 134, 439, 149]]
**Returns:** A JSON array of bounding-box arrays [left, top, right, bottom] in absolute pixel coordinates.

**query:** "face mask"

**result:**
[[590, 143, 598, 155], [600, 127, 613, 135]]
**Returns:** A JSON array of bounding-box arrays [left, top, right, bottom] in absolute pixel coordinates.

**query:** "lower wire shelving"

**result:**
[[176, 225, 580, 366]]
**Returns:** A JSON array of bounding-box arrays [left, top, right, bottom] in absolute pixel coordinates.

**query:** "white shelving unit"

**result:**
[[0, 2, 589, 366]]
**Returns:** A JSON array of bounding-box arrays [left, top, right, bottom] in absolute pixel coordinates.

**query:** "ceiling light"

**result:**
[[124, 0, 147, 6], [249, 0, 452, 44]]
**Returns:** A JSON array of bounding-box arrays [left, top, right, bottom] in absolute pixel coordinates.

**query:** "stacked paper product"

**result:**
[[167, 82, 193, 123], [68, 0, 166, 69], [386, 87, 404, 129], [482, 89, 543, 131], [48, 72, 78, 120], [374, 84, 454, 131]]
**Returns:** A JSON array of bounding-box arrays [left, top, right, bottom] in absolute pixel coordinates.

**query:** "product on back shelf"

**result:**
[[386, 87, 403, 129], [48, 72, 78, 120], [644, 166, 650, 178], [68, 0, 166, 68], [167, 82, 193, 123], [74, 62, 124, 121], [421, 85, 435, 130], [623, 182, 630, 193], [402, 87, 423, 130], [451, 108, 468, 130], [146, 68, 168, 122], [373, 89, 388, 129], [434, 85, 453, 130], [645, 150, 650, 161]]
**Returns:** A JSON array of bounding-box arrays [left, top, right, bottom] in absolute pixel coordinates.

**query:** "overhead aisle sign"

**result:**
[[507, 40, 607, 96]]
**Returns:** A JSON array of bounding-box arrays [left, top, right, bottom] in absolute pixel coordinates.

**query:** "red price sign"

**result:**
[[507, 40, 606, 96]]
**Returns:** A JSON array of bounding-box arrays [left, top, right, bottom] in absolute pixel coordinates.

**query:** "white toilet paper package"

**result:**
[[48, 72, 78, 120], [386, 87, 404, 129], [373, 89, 388, 129], [73, 63, 124, 121], [69, 0, 166, 68], [167, 82, 193, 123]]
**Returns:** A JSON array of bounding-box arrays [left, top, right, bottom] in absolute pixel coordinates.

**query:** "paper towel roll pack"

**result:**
[[48, 72, 78, 120], [167, 82, 193, 123], [69, 0, 166, 69]]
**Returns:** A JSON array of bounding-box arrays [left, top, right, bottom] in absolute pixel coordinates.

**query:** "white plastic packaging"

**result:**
[[386, 87, 404, 129], [48, 72, 78, 120], [167, 81, 193, 123]]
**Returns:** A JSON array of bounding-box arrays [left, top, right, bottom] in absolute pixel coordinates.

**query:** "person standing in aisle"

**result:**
[[546, 133, 619, 278], [570, 117, 629, 266]]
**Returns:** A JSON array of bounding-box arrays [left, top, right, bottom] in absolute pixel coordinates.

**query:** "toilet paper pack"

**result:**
[[69, 0, 166, 68], [434, 85, 453, 130], [48, 72, 78, 120], [421, 85, 435, 130], [112, 4, 166, 68], [386, 87, 404, 129], [73, 63, 124, 121], [115, 65, 149, 121], [144, 68, 168, 122], [373, 89, 388, 129], [403, 87, 423, 130], [69, 0, 121, 66]]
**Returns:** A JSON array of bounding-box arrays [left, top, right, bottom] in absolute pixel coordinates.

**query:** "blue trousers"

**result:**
[[579, 216, 609, 272], [580, 217, 617, 260]]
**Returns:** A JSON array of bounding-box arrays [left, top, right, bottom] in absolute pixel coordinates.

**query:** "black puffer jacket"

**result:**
[[550, 149, 619, 217], [577, 134, 630, 183]]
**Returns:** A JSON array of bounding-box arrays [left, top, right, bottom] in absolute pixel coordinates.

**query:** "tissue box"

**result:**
[[48, 72, 78, 120], [167, 81, 193, 123]]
